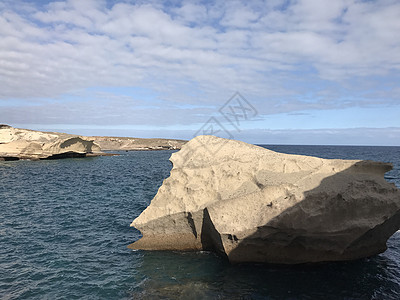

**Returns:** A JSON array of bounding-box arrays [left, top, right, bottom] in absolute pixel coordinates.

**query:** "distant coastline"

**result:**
[[89, 135, 186, 151], [0, 125, 187, 161]]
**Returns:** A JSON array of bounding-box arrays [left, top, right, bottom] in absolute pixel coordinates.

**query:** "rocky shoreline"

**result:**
[[0, 125, 186, 161], [89, 136, 186, 151]]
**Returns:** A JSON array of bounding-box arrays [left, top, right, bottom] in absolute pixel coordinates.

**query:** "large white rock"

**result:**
[[129, 135, 400, 264], [0, 125, 101, 160]]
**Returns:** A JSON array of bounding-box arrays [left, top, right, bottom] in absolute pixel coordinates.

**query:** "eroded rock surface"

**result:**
[[129, 135, 400, 264], [0, 125, 102, 160], [0, 125, 186, 160]]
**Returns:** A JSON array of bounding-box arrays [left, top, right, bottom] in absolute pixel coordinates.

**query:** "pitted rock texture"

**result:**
[[129, 135, 400, 264], [0, 125, 101, 160]]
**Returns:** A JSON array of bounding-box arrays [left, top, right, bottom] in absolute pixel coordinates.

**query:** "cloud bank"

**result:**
[[0, 0, 399, 144]]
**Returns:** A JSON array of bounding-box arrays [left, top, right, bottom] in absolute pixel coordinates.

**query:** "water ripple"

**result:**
[[1, 147, 400, 299]]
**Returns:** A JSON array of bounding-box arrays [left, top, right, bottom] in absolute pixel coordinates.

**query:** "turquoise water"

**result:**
[[1, 146, 400, 299]]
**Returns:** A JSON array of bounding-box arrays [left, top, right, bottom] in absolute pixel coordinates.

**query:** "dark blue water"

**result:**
[[1, 146, 400, 299]]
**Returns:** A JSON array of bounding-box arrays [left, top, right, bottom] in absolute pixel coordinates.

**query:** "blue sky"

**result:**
[[0, 0, 400, 145]]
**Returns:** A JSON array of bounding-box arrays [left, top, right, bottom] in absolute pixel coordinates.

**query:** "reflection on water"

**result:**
[[131, 233, 400, 299]]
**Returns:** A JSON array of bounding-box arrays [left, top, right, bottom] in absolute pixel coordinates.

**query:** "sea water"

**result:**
[[1, 146, 400, 299]]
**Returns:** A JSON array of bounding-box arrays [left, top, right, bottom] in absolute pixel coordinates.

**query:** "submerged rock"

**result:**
[[129, 135, 400, 264], [0, 125, 102, 160]]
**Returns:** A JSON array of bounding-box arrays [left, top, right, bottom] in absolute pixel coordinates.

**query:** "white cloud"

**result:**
[[173, 3, 208, 25], [220, 2, 260, 28], [0, 0, 399, 143]]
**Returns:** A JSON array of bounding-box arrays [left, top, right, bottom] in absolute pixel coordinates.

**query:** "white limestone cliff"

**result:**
[[129, 135, 400, 264], [0, 125, 101, 160], [0, 125, 186, 160]]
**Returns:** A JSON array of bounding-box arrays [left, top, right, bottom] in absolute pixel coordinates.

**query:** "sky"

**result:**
[[0, 0, 400, 145]]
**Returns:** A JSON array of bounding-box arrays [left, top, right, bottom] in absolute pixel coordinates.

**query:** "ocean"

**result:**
[[1, 145, 400, 299]]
